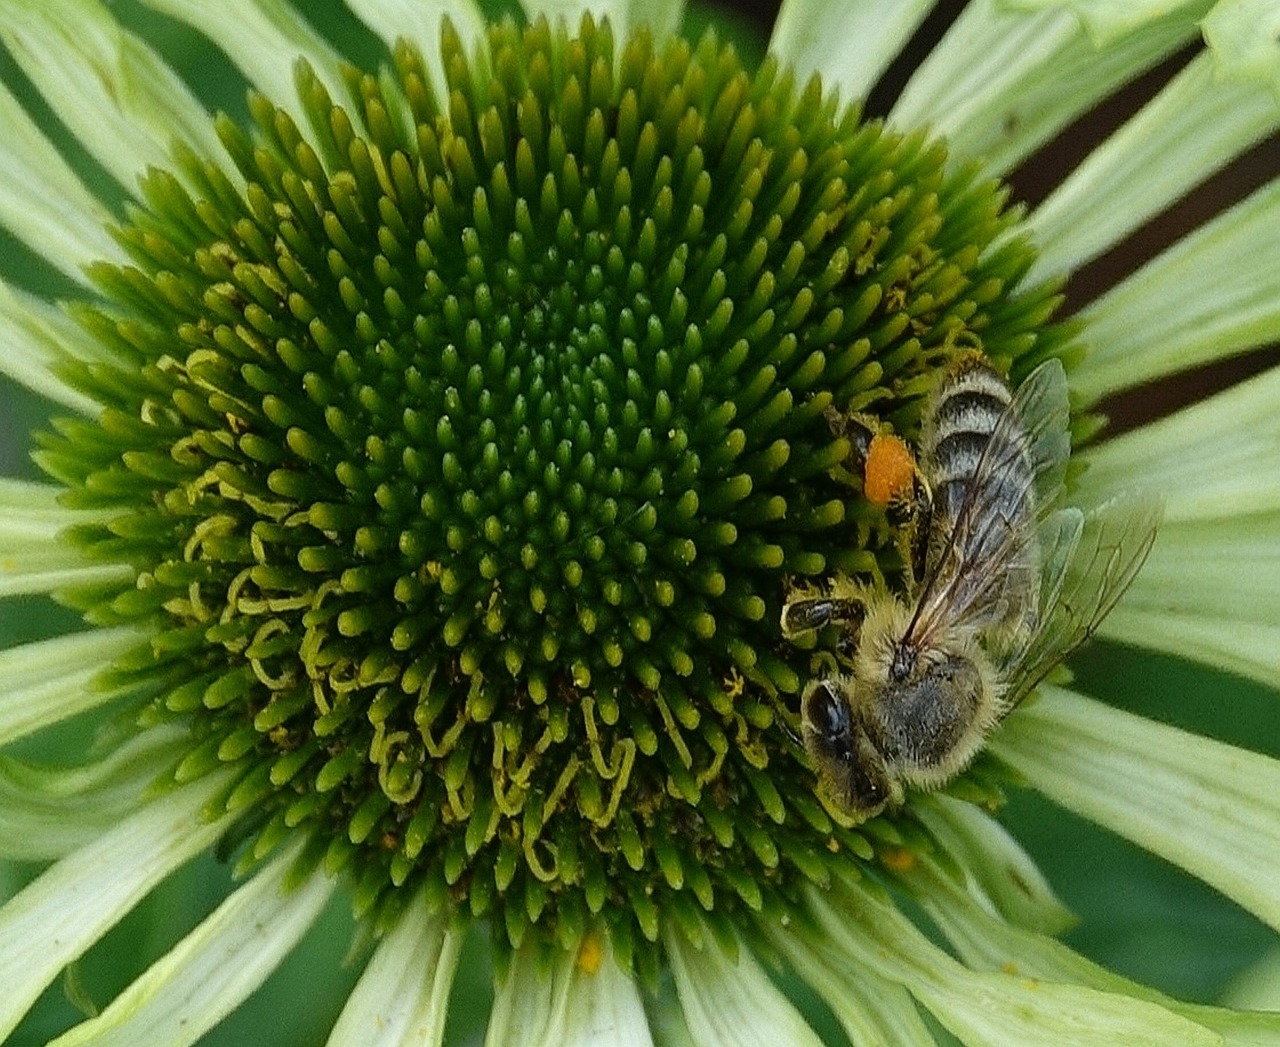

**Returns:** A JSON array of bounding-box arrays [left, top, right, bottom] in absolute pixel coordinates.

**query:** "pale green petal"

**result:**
[[617, 0, 684, 38], [666, 927, 824, 1047], [1103, 611, 1280, 687], [1002, 0, 1210, 46], [0, 478, 132, 597], [0, 773, 232, 1041], [1097, 512, 1280, 685], [1204, 0, 1280, 100], [0, 281, 102, 413], [0, 477, 102, 531], [1222, 947, 1280, 1012], [768, 923, 938, 1047], [1072, 176, 1280, 400], [0, 0, 226, 195], [768, 0, 934, 102], [1026, 53, 1280, 289], [325, 893, 459, 1047], [518, 0, 683, 42], [343, 0, 486, 94], [0, 554, 130, 599], [137, 0, 347, 133], [0, 728, 184, 861], [645, 992, 698, 1047], [1123, 515, 1255, 621], [810, 879, 1222, 1047], [486, 934, 653, 1047], [891, 0, 1198, 173], [566, 940, 653, 1047], [992, 686, 1280, 934], [0, 628, 149, 747], [914, 793, 1075, 935], [1077, 365, 1280, 521], [49, 841, 334, 1047], [520, 0, 603, 29], [0, 82, 123, 285], [914, 859, 1280, 1047]]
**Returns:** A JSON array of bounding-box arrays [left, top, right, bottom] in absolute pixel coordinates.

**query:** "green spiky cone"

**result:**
[[36, 14, 1065, 975]]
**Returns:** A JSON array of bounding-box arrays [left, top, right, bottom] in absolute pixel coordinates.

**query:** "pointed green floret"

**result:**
[[41, 14, 1059, 968]]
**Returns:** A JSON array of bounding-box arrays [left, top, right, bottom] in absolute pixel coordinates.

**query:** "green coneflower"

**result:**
[[0, 0, 1278, 1044]]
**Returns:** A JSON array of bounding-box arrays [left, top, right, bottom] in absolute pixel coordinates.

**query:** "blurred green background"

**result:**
[[2, 2, 1277, 1044]]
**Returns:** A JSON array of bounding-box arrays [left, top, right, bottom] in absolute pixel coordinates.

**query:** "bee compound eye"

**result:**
[[803, 681, 850, 739]]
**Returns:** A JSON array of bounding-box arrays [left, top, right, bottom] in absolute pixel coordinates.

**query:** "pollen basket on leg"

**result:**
[[41, 15, 1057, 962]]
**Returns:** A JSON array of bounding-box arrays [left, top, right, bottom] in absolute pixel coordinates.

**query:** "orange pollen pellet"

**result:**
[[863, 433, 916, 506]]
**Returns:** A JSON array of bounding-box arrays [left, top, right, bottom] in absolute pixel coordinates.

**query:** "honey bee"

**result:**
[[782, 355, 1159, 817]]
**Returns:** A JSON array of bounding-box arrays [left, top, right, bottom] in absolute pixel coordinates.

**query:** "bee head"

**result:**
[[801, 678, 853, 745], [800, 678, 894, 816]]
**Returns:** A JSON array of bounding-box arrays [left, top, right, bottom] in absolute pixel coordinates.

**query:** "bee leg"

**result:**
[[895, 472, 934, 586], [782, 593, 867, 667], [780, 595, 867, 644], [822, 405, 875, 471]]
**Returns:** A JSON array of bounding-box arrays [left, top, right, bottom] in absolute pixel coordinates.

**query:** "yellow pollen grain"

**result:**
[[577, 933, 604, 974], [863, 433, 916, 506], [879, 846, 917, 872]]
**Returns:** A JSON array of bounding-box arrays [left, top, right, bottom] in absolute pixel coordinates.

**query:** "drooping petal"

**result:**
[[563, 934, 655, 1047], [324, 893, 460, 1047], [0, 479, 133, 597], [0, 627, 150, 746], [768, 0, 935, 103], [991, 686, 1280, 934], [911, 858, 1280, 1047], [486, 933, 654, 1047], [0, 773, 233, 1041], [1026, 53, 1280, 289], [891, 0, 1200, 173], [768, 923, 939, 1047], [914, 793, 1075, 935], [343, 0, 486, 94], [808, 878, 1221, 1047], [0, 0, 227, 196], [136, 0, 347, 134], [0, 728, 185, 861], [666, 926, 824, 1047], [645, 991, 698, 1047], [1098, 511, 1280, 685], [0, 83, 124, 285], [0, 280, 103, 413], [47, 841, 335, 1047], [1077, 365, 1280, 522]]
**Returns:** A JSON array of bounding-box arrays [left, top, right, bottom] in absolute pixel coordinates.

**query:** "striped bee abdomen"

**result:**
[[923, 360, 1031, 534], [920, 358, 1040, 636]]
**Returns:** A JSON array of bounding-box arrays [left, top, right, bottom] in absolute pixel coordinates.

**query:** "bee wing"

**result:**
[[1031, 507, 1085, 632], [907, 359, 1071, 644], [1008, 358, 1073, 510], [1004, 494, 1162, 709]]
